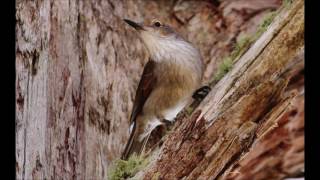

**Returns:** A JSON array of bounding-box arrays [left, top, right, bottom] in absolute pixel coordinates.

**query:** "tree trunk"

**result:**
[[15, 0, 303, 179]]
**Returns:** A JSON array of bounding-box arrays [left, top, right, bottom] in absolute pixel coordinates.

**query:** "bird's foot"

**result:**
[[192, 85, 211, 101], [160, 119, 175, 131], [162, 119, 174, 126]]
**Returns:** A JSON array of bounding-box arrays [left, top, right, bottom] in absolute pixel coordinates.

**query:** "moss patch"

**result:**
[[256, 11, 277, 36], [211, 9, 278, 85], [231, 36, 251, 60], [108, 154, 149, 180], [283, 0, 293, 7], [151, 172, 161, 180], [213, 57, 233, 81]]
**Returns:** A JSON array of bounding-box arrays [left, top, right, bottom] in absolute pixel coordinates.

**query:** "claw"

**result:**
[[192, 85, 211, 100], [162, 119, 174, 126]]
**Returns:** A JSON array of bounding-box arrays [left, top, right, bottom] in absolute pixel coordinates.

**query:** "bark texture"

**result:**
[[15, 0, 303, 179]]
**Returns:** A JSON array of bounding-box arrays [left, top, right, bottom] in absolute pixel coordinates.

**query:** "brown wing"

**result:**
[[122, 59, 156, 160], [130, 59, 156, 123]]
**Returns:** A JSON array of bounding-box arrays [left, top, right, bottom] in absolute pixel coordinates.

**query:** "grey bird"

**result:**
[[121, 18, 204, 160]]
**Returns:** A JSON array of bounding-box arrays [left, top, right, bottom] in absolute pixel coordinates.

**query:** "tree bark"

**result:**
[[15, 0, 303, 179]]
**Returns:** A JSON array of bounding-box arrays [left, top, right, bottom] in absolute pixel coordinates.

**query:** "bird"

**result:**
[[121, 18, 204, 160]]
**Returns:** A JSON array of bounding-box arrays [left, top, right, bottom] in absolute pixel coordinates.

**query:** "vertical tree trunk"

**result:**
[[16, 1, 146, 179], [16, 0, 303, 179]]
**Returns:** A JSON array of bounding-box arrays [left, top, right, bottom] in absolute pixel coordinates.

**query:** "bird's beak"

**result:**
[[123, 19, 144, 31]]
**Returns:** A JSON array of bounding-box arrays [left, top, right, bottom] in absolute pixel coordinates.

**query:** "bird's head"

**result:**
[[124, 19, 176, 39], [124, 18, 200, 63]]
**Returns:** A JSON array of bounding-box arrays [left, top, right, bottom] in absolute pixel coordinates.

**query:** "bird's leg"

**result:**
[[162, 119, 174, 126], [140, 132, 152, 156], [161, 119, 175, 131], [139, 119, 163, 156], [142, 124, 168, 157], [192, 85, 211, 101]]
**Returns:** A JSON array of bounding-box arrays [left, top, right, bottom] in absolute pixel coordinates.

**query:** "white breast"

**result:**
[[163, 99, 189, 121]]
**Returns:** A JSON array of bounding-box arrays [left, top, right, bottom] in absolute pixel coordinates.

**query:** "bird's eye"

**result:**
[[154, 21, 161, 27]]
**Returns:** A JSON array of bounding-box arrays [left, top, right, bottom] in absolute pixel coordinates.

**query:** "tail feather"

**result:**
[[121, 122, 136, 160], [121, 122, 150, 160]]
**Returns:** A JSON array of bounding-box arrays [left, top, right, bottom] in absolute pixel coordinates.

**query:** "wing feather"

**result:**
[[129, 59, 156, 124]]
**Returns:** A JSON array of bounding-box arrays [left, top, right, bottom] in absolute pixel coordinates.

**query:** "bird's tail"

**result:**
[[121, 122, 150, 160]]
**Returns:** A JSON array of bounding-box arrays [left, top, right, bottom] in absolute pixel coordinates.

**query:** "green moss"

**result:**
[[283, 0, 293, 7], [211, 35, 252, 84], [231, 36, 251, 60], [185, 106, 194, 115], [211, 9, 278, 85], [255, 11, 277, 38], [151, 172, 161, 180], [213, 57, 233, 81], [108, 154, 149, 180]]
